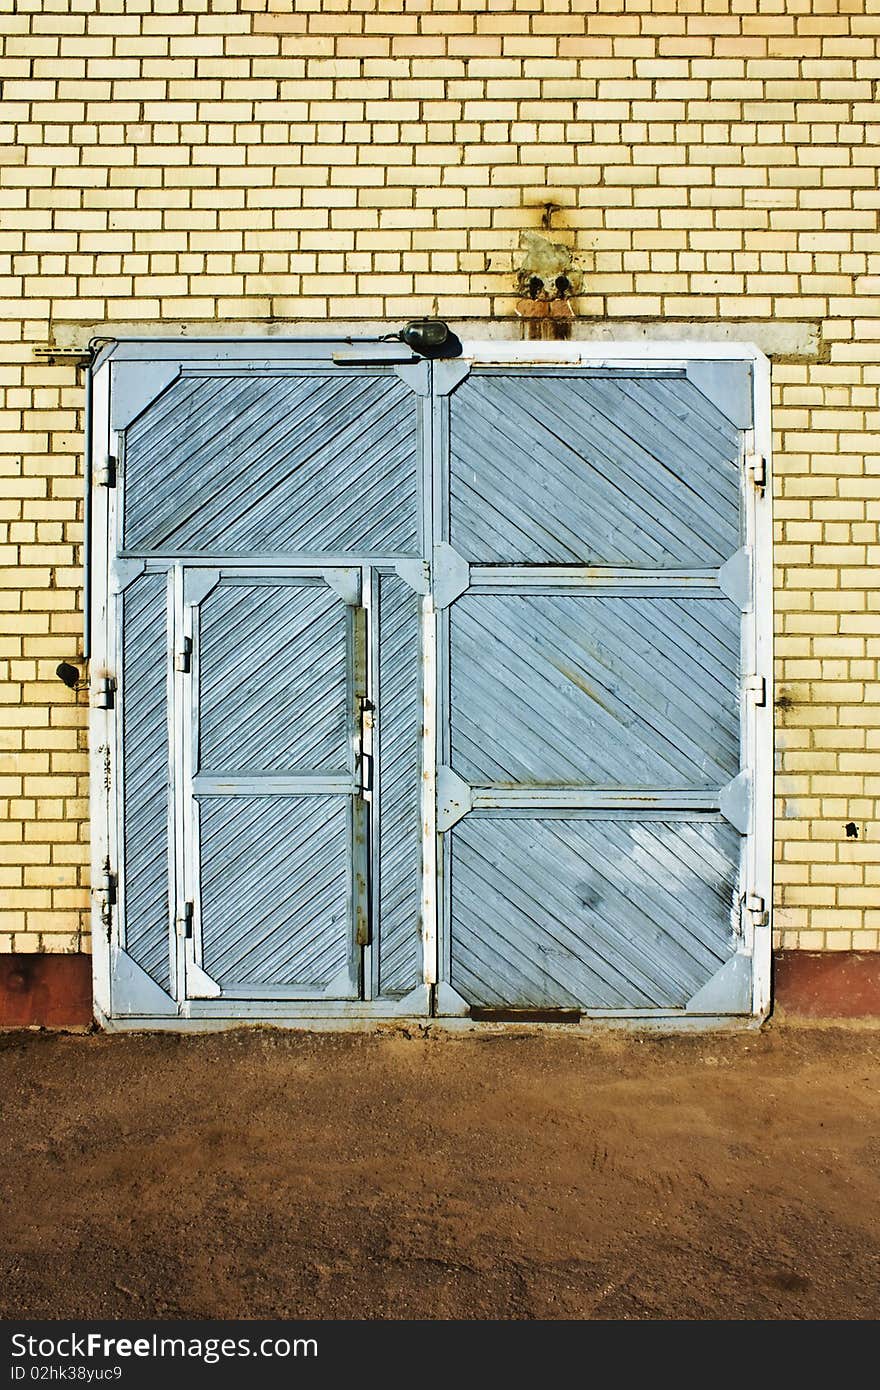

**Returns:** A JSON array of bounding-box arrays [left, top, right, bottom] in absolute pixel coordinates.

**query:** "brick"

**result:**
[[0, 3, 876, 962]]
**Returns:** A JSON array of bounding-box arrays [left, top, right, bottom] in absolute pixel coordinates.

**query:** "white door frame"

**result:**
[[88, 336, 772, 1029]]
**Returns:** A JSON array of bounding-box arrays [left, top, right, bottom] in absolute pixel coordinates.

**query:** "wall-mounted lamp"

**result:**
[[56, 661, 87, 691], [399, 320, 462, 359]]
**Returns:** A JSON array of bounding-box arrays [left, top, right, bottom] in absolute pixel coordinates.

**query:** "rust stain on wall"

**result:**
[[514, 230, 583, 340]]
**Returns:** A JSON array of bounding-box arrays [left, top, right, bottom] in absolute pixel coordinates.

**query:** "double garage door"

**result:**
[[89, 340, 771, 1025]]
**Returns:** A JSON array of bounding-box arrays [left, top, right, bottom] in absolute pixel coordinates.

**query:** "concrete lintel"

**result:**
[[53, 318, 822, 361]]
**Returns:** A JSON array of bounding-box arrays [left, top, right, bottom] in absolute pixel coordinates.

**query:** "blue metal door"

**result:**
[[434, 364, 757, 1016], [107, 351, 430, 1020], [182, 569, 367, 1001], [101, 342, 765, 1025]]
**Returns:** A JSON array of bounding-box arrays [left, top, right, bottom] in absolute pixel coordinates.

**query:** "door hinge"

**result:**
[[96, 454, 117, 488], [100, 858, 116, 939], [94, 674, 116, 709], [745, 893, 769, 927], [746, 452, 766, 489], [745, 674, 766, 706], [179, 901, 194, 938], [175, 637, 192, 674]]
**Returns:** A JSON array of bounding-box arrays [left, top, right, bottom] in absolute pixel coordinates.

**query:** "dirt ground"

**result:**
[[1, 1023, 878, 1321]]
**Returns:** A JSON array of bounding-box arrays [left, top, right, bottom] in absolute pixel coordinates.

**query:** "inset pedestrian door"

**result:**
[[182, 569, 367, 1002], [90, 339, 772, 1027]]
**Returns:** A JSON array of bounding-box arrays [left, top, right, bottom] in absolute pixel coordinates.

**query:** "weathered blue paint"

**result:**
[[120, 571, 172, 994], [198, 579, 350, 776], [448, 372, 741, 566], [450, 592, 740, 788], [375, 571, 423, 996], [192, 574, 360, 998], [449, 815, 741, 1010], [199, 793, 354, 993], [123, 371, 422, 556], [440, 366, 748, 1014], [107, 344, 757, 1021]]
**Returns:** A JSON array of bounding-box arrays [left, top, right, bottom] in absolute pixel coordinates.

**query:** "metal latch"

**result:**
[[359, 751, 373, 794], [746, 452, 766, 489], [358, 695, 374, 794], [745, 675, 766, 706], [175, 637, 192, 673], [96, 454, 117, 488], [94, 675, 116, 709], [179, 902, 194, 939], [745, 893, 769, 927]]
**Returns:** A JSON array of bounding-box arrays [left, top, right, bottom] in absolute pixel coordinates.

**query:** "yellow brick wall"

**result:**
[[1, 0, 879, 955]]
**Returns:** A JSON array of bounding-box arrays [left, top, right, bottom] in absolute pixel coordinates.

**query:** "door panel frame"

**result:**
[[447, 340, 772, 1020], [90, 338, 771, 1028], [178, 565, 366, 1003]]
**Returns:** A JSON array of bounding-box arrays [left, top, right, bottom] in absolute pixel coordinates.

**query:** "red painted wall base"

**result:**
[[1, 951, 880, 1027], [773, 951, 880, 1019], [0, 954, 92, 1028]]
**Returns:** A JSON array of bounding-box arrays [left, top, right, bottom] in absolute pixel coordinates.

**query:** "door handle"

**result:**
[[357, 692, 374, 795], [359, 750, 373, 795]]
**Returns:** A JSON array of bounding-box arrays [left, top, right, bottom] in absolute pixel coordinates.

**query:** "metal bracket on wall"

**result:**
[[110, 361, 181, 432], [394, 558, 431, 594], [437, 764, 473, 832], [432, 542, 470, 610], [432, 359, 471, 396], [685, 360, 754, 430], [717, 547, 752, 611], [719, 769, 751, 835], [32, 344, 93, 365]]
